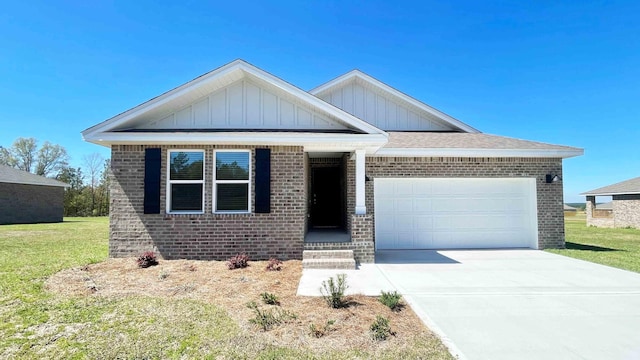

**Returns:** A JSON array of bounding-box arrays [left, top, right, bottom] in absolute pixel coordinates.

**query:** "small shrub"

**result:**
[[320, 274, 348, 308], [261, 292, 280, 305], [227, 253, 249, 270], [265, 257, 282, 271], [308, 320, 335, 338], [370, 315, 393, 341], [379, 290, 403, 311], [246, 301, 297, 331], [136, 251, 158, 268]]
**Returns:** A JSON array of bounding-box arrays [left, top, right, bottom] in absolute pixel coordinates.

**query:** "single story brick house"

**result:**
[[82, 60, 583, 263], [0, 164, 69, 224], [582, 177, 640, 229]]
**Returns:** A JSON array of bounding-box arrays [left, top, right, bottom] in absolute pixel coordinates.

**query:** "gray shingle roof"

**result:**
[[384, 132, 582, 151], [581, 177, 640, 196], [0, 165, 69, 187], [564, 204, 578, 211]]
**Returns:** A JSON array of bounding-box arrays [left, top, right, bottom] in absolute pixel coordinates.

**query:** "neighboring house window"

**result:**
[[214, 150, 251, 213], [167, 150, 205, 213]]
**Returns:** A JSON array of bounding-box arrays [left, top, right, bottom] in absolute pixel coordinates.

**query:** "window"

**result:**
[[167, 150, 204, 213], [214, 150, 250, 213]]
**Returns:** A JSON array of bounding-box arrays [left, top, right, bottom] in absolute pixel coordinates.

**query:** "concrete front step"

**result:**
[[302, 258, 356, 270], [302, 250, 356, 269], [303, 250, 354, 260]]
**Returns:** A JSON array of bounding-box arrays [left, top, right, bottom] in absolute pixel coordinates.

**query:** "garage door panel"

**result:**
[[375, 178, 538, 250]]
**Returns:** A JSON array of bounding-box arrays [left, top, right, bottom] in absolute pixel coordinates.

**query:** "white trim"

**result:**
[[166, 149, 205, 214], [213, 149, 251, 214], [84, 132, 389, 151], [354, 149, 366, 215], [82, 60, 387, 141], [310, 70, 480, 134], [373, 147, 584, 159]]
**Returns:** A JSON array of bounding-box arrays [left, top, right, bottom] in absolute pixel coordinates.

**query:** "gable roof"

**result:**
[[82, 59, 387, 146], [0, 165, 69, 187], [310, 70, 480, 133], [377, 132, 583, 158], [582, 176, 640, 196], [564, 204, 578, 211]]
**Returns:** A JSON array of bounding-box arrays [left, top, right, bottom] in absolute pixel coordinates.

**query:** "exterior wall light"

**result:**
[[546, 174, 562, 183]]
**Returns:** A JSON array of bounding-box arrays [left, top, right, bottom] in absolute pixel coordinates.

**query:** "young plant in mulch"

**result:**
[[265, 257, 282, 271], [246, 301, 297, 331], [308, 319, 336, 338], [136, 251, 159, 268], [378, 290, 404, 311], [320, 274, 348, 308], [370, 315, 394, 341], [227, 253, 249, 270], [261, 292, 280, 305]]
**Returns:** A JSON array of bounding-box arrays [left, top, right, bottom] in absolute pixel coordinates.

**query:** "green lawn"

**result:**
[[547, 214, 640, 273], [0, 218, 452, 359]]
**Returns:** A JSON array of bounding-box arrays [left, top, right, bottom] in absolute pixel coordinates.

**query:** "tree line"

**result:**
[[1, 137, 110, 217]]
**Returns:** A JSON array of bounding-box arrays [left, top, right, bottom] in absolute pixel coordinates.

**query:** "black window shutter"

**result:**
[[255, 148, 271, 213], [144, 148, 162, 214]]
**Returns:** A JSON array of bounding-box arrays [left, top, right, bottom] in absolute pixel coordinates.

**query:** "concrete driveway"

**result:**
[[298, 250, 640, 360]]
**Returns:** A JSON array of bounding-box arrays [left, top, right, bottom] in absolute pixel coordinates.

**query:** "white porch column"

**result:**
[[355, 149, 366, 215]]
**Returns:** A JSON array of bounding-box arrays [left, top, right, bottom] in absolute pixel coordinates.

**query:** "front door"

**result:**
[[311, 167, 342, 228]]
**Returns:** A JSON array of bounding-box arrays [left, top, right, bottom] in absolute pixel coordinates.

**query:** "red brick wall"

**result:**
[[347, 156, 565, 249], [109, 145, 306, 260]]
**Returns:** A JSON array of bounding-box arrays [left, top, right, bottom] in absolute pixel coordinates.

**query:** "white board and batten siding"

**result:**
[[319, 80, 454, 131], [136, 79, 350, 131], [374, 178, 539, 250]]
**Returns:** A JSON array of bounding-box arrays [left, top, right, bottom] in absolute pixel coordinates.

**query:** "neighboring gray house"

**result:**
[[563, 204, 578, 216], [583, 177, 640, 229], [82, 60, 583, 263], [0, 165, 69, 224]]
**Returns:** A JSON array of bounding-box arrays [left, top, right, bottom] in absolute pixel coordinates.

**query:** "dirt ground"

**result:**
[[46, 258, 441, 353]]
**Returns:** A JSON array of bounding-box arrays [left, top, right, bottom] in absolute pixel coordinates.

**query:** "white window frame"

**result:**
[[166, 149, 205, 214], [213, 149, 251, 214]]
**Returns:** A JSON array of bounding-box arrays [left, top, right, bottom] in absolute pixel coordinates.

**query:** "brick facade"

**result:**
[[109, 144, 306, 260], [0, 183, 64, 224], [109, 145, 566, 260], [347, 156, 565, 249], [587, 195, 640, 229]]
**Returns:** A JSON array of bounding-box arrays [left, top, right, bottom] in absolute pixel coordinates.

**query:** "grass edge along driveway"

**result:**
[[547, 215, 640, 273]]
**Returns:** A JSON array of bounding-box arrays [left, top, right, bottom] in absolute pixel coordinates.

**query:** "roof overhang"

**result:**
[[581, 191, 640, 196], [374, 147, 584, 159], [88, 132, 388, 154]]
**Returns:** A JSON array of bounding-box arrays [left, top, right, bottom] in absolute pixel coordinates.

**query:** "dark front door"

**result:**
[[311, 167, 342, 228]]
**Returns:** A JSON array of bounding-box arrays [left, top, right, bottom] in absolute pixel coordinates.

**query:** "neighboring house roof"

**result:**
[[310, 70, 480, 133], [82, 59, 583, 159], [563, 204, 578, 211], [377, 132, 582, 158], [0, 165, 69, 187], [596, 201, 613, 210], [581, 176, 640, 196]]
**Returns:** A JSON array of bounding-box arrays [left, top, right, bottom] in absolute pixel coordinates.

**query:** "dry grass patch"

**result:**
[[47, 258, 451, 356]]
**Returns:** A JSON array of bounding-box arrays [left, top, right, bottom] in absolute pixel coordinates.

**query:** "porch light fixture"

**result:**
[[546, 174, 562, 183], [365, 175, 372, 182]]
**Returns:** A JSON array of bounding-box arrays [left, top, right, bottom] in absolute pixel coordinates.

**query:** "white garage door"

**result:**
[[374, 178, 538, 250]]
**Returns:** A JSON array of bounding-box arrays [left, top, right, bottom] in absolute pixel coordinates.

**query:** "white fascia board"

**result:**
[[374, 148, 584, 159], [84, 132, 388, 152], [582, 191, 640, 196], [83, 60, 387, 139], [311, 70, 480, 134]]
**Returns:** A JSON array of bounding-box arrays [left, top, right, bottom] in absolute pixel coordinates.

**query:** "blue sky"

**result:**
[[1, 1, 638, 202]]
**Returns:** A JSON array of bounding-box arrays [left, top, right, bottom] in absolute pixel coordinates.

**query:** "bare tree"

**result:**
[[83, 152, 104, 213], [36, 141, 69, 176], [1, 137, 68, 176], [11, 137, 38, 172]]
